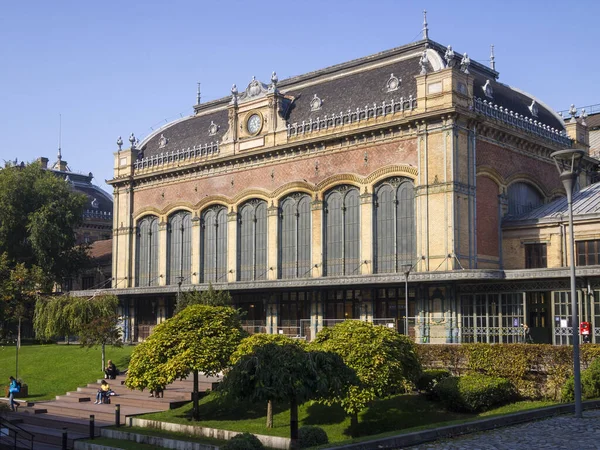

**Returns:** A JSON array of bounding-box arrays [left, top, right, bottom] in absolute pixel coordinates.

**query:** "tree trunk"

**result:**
[[266, 399, 274, 428], [350, 413, 359, 435], [289, 397, 299, 450], [192, 370, 200, 421], [101, 342, 106, 373]]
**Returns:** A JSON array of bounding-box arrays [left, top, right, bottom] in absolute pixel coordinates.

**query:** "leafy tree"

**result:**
[[125, 304, 244, 420], [34, 294, 121, 369], [222, 341, 357, 449], [230, 333, 303, 428], [174, 284, 231, 314], [309, 321, 422, 427], [0, 162, 88, 282]]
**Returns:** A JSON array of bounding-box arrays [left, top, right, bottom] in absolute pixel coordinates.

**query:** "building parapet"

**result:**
[[83, 210, 112, 220], [474, 97, 572, 147], [133, 141, 219, 172], [287, 96, 417, 137]]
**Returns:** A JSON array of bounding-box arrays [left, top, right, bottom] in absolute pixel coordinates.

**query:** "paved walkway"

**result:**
[[415, 410, 600, 449]]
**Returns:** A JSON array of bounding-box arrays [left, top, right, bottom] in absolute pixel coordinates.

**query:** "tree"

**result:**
[[230, 333, 303, 428], [34, 294, 122, 370], [223, 341, 357, 449], [0, 162, 88, 337], [309, 321, 422, 427], [174, 284, 231, 314], [125, 304, 244, 420]]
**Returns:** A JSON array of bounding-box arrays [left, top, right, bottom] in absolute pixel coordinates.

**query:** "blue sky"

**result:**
[[1, 0, 598, 193]]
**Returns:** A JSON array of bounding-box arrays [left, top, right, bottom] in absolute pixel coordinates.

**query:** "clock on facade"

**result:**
[[247, 113, 262, 135]]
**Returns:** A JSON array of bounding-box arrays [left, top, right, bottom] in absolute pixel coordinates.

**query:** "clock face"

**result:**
[[247, 114, 262, 134]]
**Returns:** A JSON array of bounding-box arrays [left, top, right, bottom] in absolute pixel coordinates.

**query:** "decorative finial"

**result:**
[[444, 45, 455, 67], [271, 71, 278, 86], [569, 104, 577, 123], [419, 47, 429, 75], [116, 136, 123, 151], [422, 10, 428, 40], [581, 108, 588, 126], [490, 44, 495, 71], [460, 53, 471, 75], [129, 133, 136, 149], [57, 113, 62, 162], [196, 82, 201, 104]]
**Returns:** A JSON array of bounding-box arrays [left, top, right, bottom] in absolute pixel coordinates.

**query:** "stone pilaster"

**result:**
[[227, 208, 238, 282], [267, 202, 279, 280]]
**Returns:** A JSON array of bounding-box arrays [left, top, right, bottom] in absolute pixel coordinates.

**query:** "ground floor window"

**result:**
[[460, 293, 524, 343]]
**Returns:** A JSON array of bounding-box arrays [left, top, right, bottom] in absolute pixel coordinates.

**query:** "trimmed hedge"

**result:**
[[416, 369, 451, 398], [562, 357, 600, 402], [222, 432, 264, 450], [417, 344, 600, 400], [434, 374, 516, 412], [298, 425, 329, 448]]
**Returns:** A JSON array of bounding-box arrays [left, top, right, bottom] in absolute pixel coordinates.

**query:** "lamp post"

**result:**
[[551, 148, 584, 418], [401, 264, 412, 337]]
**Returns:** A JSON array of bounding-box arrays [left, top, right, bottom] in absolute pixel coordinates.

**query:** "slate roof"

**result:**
[[88, 239, 112, 263], [504, 181, 600, 225]]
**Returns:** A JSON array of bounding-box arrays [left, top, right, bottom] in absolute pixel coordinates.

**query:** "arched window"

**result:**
[[166, 211, 192, 285], [373, 177, 416, 273], [507, 182, 544, 216], [201, 205, 228, 283], [324, 186, 360, 276], [279, 193, 311, 279], [135, 216, 159, 287], [238, 200, 267, 281]]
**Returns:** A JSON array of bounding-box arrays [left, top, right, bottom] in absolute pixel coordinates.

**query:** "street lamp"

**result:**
[[401, 264, 412, 337], [551, 148, 584, 418]]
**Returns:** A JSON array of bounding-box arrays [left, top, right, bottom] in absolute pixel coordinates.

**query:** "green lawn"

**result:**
[[0, 343, 134, 401], [141, 393, 557, 445]]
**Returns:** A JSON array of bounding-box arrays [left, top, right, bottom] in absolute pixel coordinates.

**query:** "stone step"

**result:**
[[77, 386, 191, 401], [56, 394, 92, 403], [35, 400, 159, 425], [10, 423, 88, 449]]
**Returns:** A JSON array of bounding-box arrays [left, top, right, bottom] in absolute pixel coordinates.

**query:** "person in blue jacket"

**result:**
[[8, 376, 20, 412]]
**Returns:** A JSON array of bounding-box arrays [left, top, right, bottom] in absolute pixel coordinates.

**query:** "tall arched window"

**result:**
[[324, 186, 360, 276], [166, 211, 192, 285], [507, 182, 544, 216], [279, 193, 311, 279], [373, 177, 416, 273], [238, 200, 267, 281], [135, 215, 159, 287], [201, 205, 228, 283]]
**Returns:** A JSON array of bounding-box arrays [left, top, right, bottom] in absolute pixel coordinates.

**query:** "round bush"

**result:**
[[416, 369, 451, 395], [562, 357, 600, 402], [298, 425, 329, 448], [434, 374, 516, 412], [222, 432, 264, 450]]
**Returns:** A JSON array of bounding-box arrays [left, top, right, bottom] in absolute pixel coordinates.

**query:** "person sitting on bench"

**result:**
[[104, 360, 118, 379]]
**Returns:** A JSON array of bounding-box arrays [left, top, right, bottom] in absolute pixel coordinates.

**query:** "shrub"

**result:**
[[562, 357, 600, 402], [416, 369, 451, 396], [298, 425, 329, 448], [222, 432, 264, 450], [434, 374, 516, 412]]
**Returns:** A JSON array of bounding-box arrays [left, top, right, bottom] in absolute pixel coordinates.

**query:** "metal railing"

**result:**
[[134, 141, 219, 171], [0, 414, 35, 449], [240, 320, 267, 335]]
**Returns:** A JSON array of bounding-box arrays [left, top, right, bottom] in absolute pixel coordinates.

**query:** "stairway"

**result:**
[[0, 373, 218, 449]]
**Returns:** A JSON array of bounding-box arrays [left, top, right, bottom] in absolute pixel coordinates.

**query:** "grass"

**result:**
[[141, 393, 559, 446], [0, 343, 134, 401]]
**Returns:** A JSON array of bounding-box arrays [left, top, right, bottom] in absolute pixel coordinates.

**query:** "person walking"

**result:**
[[8, 376, 20, 412]]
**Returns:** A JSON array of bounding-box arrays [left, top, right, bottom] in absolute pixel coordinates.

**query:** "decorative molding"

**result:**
[[482, 80, 493, 99], [386, 73, 401, 92], [158, 134, 169, 148], [309, 94, 323, 111], [208, 121, 219, 136], [528, 100, 539, 118]]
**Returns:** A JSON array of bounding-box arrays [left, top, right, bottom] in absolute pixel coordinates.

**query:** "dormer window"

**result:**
[[482, 80, 493, 99]]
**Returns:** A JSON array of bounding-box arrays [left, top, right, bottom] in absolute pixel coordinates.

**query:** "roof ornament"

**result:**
[[247, 76, 262, 97], [419, 47, 429, 75], [386, 73, 401, 92], [581, 109, 588, 126], [197, 82, 201, 105], [129, 133, 137, 150], [569, 104, 577, 123], [158, 134, 169, 149], [310, 94, 323, 111], [460, 53, 471, 75], [444, 45, 455, 68], [231, 84, 238, 105], [91, 198, 99, 209], [490, 44, 496, 71], [116, 136, 123, 151], [482, 80, 493, 99], [528, 100, 539, 118], [208, 121, 219, 136], [269, 71, 278, 93], [422, 10, 429, 40]]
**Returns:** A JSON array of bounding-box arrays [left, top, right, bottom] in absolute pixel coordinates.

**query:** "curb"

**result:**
[[324, 400, 600, 449]]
